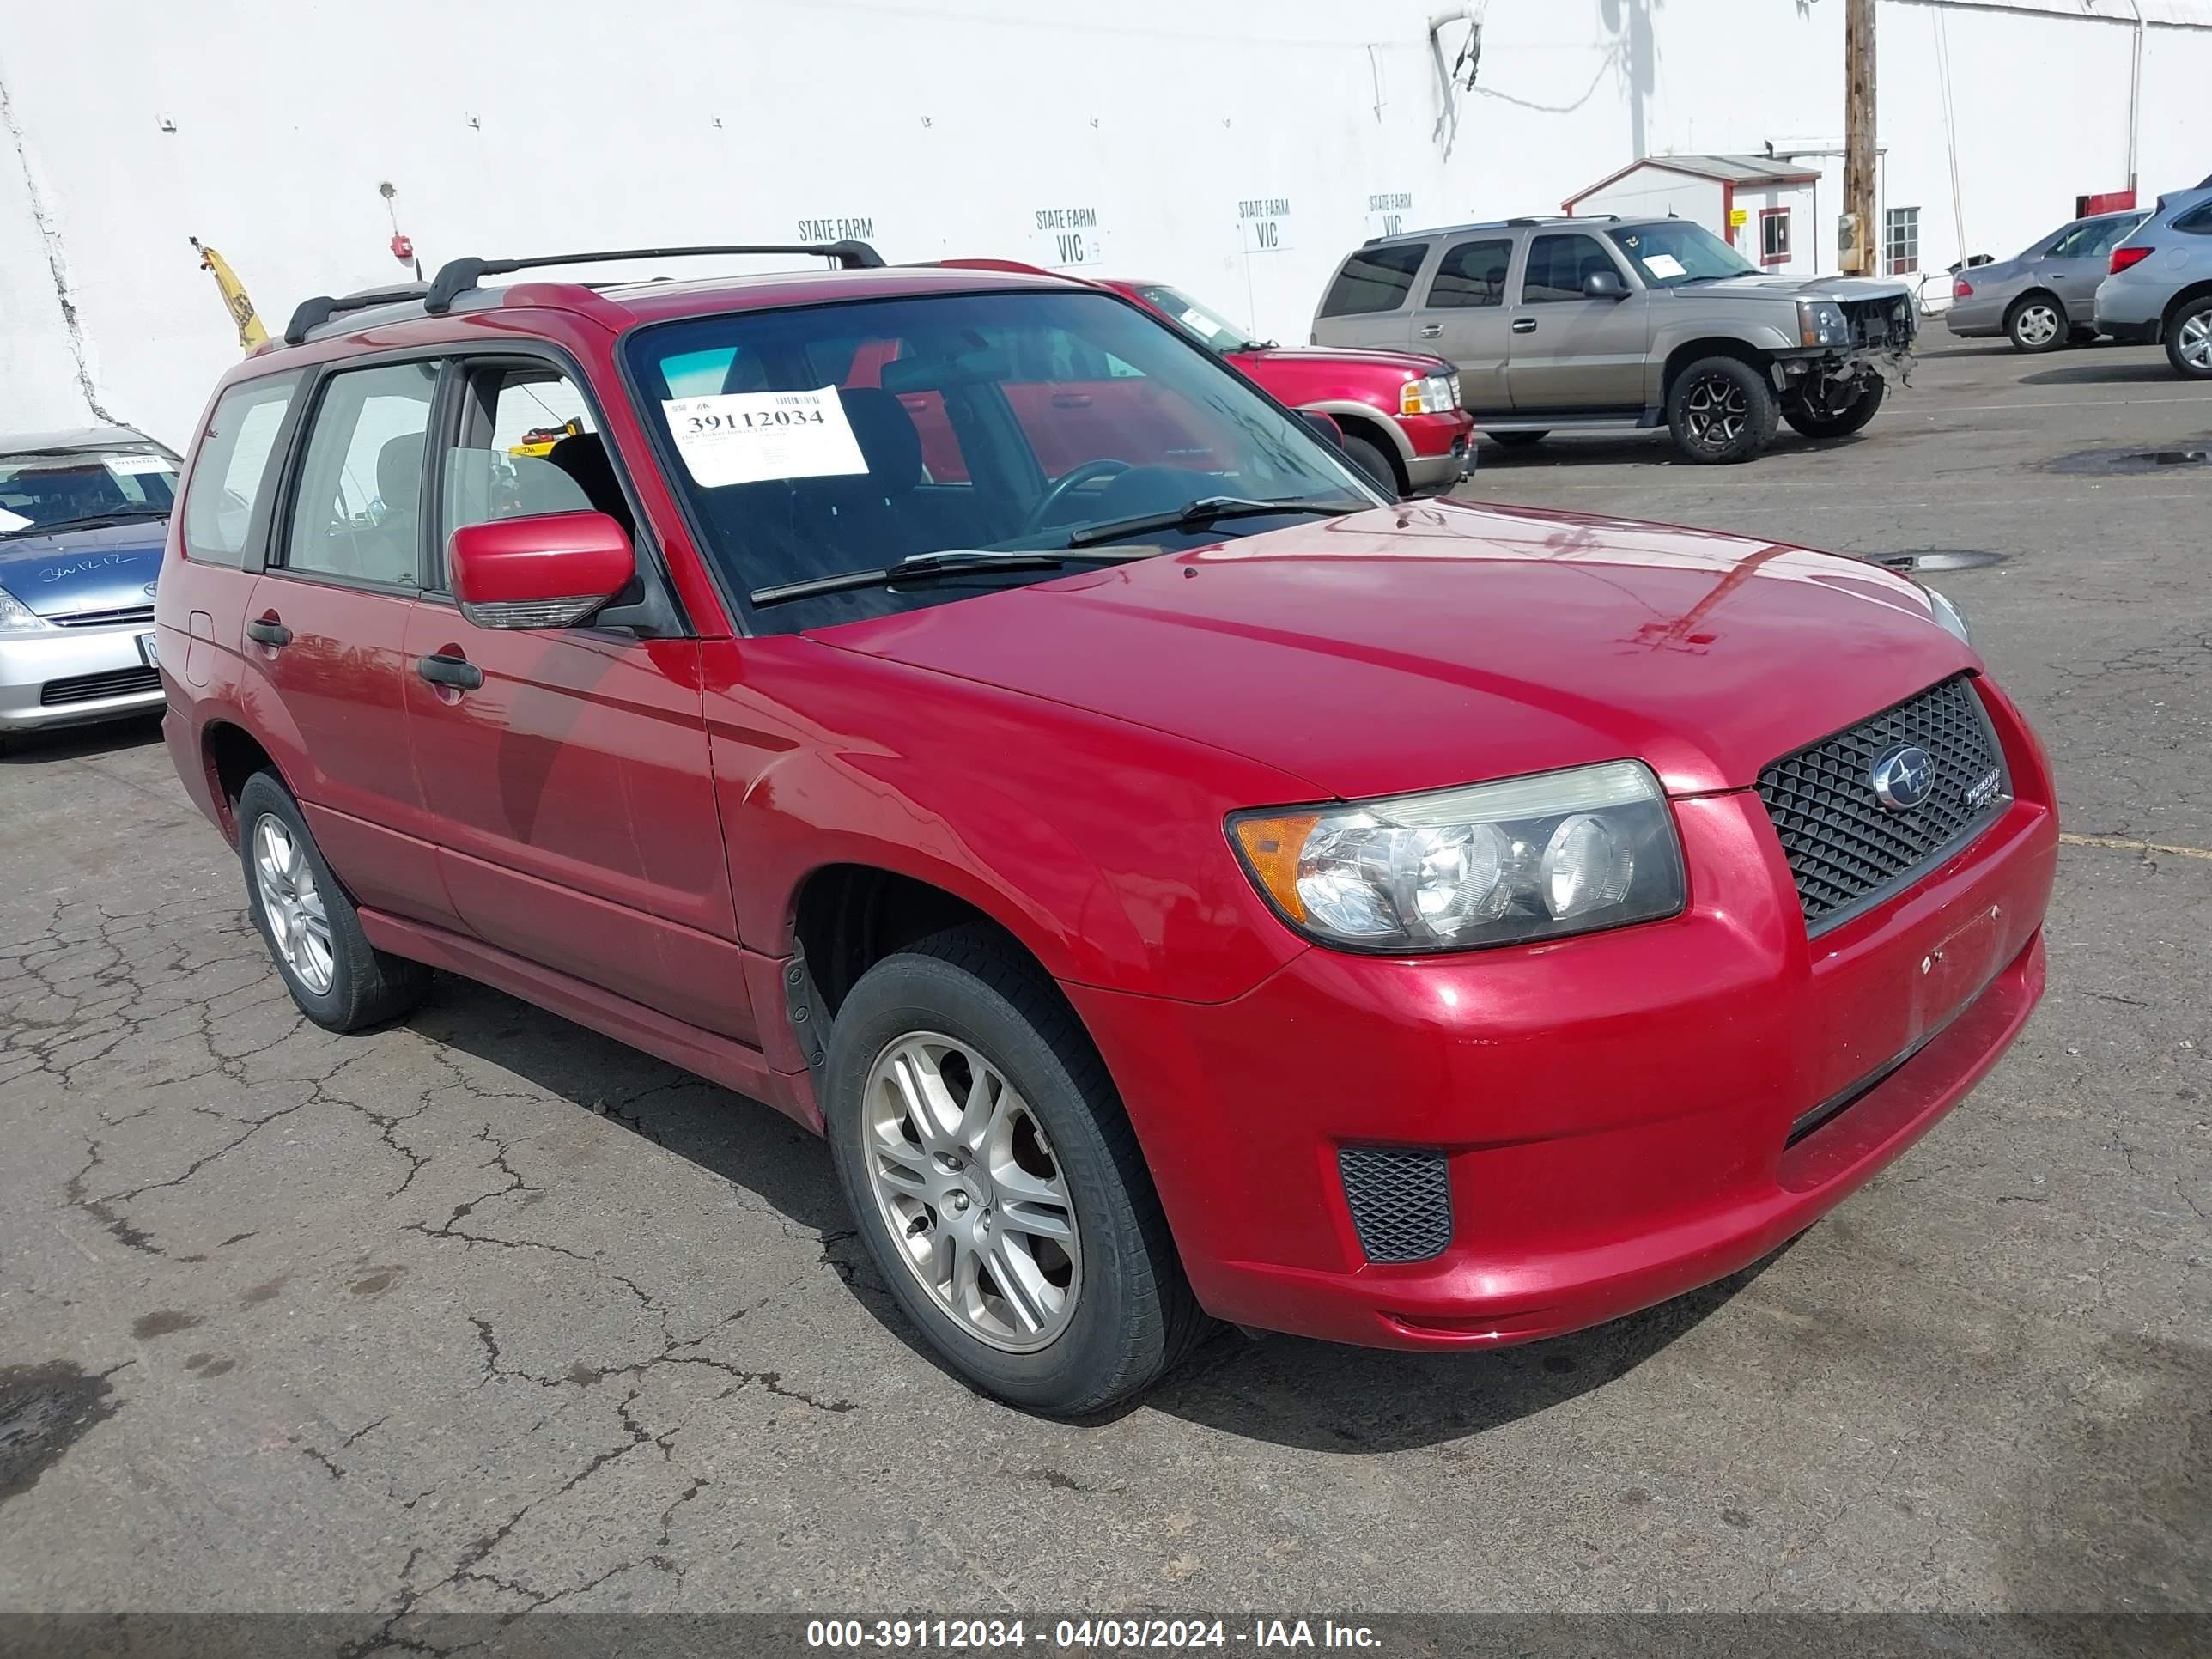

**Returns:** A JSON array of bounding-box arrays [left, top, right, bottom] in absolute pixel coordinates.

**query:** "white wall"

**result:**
[[3, 0, 2209, 449]]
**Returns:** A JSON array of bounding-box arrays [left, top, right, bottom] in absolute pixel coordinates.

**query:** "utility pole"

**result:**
[[1843, 0, 1876, 275]]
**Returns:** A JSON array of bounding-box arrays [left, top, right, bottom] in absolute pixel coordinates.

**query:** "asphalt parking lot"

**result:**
[[2, 339, 2207, 1633]]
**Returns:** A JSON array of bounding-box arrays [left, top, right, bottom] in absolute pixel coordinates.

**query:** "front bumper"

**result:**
[[0, 624, 164, 732], [1398, 410, 1477, 492], [1070, 687, 2057, 1350]]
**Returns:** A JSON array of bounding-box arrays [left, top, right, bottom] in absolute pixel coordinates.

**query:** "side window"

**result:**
[[182, 374, 298, 566], [2044, 221, 2096, 260], [1522, 234, 1621, 303], [435, 365, 614, 591], [283, 362, 438, 586], [2172, 203, 2212, 236], [1425, 239, 1513, 309], [2094, 216, 2148, 252], [1318, 243, 1429, 316]]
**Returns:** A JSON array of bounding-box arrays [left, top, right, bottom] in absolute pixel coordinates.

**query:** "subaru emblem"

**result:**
[[1869, 744, 1933, 811]]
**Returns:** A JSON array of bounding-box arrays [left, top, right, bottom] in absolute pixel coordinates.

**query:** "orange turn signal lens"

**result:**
[[1232, 813, 1319, 922]]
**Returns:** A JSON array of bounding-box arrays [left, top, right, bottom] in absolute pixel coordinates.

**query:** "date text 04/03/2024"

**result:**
[[804, 1618, 1382, 1650]]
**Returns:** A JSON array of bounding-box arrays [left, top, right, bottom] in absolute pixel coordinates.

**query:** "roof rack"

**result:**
[[421, 240, 885, 314], [1504, 214, 1617, 226], [283, 283, 430, 346]]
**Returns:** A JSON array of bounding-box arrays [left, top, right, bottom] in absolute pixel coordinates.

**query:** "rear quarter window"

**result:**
[[182, 373, 301, 566], [1319, 243, 1430, 317]]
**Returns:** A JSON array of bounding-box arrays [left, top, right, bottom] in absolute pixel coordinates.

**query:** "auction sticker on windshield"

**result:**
[[1644, 253, 1686, 279], [661, 387, 868, 488]]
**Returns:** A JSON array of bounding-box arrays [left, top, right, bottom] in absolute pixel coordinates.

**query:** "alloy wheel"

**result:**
[[252, 814, 334, 994], [2179, 312, 2212, 371], [1683, 373, 1750, 450], [2014, 303, 2061, 348], [860, 1032, 1081, 1352]]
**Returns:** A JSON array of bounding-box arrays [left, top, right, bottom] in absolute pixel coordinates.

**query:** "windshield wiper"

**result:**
[[1064, 495, 1364, 550], [750, 547, 1146, 608], [4, 508, 170, 537]]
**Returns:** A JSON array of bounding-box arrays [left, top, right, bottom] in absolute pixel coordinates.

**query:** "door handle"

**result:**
[[246, 617, 290, 647], [1050, 392, 1094, 409], [416, 653, 483, 691], [1417, 324, 1443, 338], [1511, 319, 1539, 334]]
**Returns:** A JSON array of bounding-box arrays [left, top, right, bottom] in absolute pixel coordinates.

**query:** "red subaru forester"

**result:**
[[157, 241, 2057, 1414]]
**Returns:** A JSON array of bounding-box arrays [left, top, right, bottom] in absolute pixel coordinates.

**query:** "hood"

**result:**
[[0, 520, 167, 619], [809, 501, 1973, 802], [1679, 274, 1916, 304], [1240, 344, 1453, 377]]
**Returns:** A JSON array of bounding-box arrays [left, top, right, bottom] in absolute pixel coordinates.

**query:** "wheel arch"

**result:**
[[2161, 281, 2212, 330], [1660, 337, 1775, 403], [201, 718, 283, 841], [1302, 403, 1411, 493], [2006, 287, 2068, 327]]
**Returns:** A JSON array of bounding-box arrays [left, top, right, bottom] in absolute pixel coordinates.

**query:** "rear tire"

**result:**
[[1341, 434, 1401, 499], [2006, 294, 2068, 353], [1666, 356, 1778, 465], [1489, 430, 1548, 448], [823, 925, 1206, 1415], [2166, 297, 2212, 379], [1781, 375, 1887, 441], [236, 771, 429, 1032]]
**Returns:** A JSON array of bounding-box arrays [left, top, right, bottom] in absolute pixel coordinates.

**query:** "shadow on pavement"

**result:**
[[0, 714, 165, 765], [1126, 1242, 1796, 1452], [2018, 360, 2191, 387]]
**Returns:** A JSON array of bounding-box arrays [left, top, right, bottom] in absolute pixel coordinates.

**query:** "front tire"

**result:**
[[1782, 375, 1887, 441], [2166, 297, 2212, 379], [2006, 294, 2068, 353], [1341, 434, 1402, 499], [823, 926, 1206, 1414], [1667, 356, 1778, 465], [236, 771, 428, 1032]]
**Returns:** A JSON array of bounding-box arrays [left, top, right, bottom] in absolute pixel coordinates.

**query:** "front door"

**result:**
[[1407, 234, 1516, 410], [1504, 231, 1651, 412], [399, 358, 756, 1044], [244, 356, 457, 929]]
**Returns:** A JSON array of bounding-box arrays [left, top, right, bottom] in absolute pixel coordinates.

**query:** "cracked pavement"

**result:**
[[1, 343, 2206, 1627]]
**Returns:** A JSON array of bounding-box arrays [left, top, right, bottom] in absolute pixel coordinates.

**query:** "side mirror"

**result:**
[[448, 510, 635, 630], [1299, 410, 1346, 448], [1583, 270, 1628, 300]]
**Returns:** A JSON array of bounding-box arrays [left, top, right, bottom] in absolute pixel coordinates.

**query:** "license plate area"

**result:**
[[137, 630, 158, 667]]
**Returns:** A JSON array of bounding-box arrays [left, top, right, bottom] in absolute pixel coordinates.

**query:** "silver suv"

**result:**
[[1312, 216, 1917, 465], [2094, 186, 2212, 379]]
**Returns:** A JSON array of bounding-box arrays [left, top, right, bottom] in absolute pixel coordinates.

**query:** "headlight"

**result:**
[[1798, 300, 1850, 348], [1923, 585, 1971, 644], [1230, 760, 1686, 953], [1400, 374, 1460, 416], [0, 586, 49, 635]]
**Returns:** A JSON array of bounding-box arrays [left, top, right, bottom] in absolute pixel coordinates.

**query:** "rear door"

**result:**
[[1504, 232, 1650, 412], [243, 356, 458, 928], [2042, 215, 2145, 316], [991, 324, 1223, 479], [399, 356, 757, 1044], [1407, 234, 1516, 410], [1311, 241, 1430, 352]]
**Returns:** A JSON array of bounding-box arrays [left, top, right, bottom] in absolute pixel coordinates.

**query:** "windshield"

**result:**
[[0, 447, 178, 536], [1608, 222, 1758, 288], [626, 289, 1380, 633], [1128, 284, 1263, 353]]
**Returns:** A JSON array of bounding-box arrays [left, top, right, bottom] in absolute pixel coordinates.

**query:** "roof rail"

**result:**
[[421, 240, 885, 314], [1504, 214, 1617, 226], [283, 283, 430, 346]]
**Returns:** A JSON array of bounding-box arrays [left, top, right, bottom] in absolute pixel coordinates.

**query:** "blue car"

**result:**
[[0, 426, 179, 744]]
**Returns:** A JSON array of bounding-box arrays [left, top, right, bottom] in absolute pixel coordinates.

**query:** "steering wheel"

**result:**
[[1019, 458, 1133, 536]]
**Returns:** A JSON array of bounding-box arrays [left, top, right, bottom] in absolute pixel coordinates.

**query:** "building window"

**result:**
[[1885, 206, 1921, 275], [1759, 208, 1792, 267]]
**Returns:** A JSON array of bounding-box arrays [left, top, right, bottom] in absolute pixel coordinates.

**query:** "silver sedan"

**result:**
[[1946, 210, 2148, 352]]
